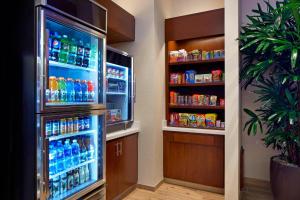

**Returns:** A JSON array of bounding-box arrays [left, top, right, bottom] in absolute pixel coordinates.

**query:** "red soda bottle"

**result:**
[[87, 81, 95, 102]]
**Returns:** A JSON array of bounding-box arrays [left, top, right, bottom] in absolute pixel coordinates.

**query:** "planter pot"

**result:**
[[270, 156, 300, 200]]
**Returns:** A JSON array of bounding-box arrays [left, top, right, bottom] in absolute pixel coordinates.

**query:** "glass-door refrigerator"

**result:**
[[35, 1, 107, 199], [106, 47, 135, 133]]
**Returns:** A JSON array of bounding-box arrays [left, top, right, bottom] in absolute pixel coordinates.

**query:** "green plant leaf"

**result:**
[[291, 48, 298, 69], [244, 108, 257, 118]]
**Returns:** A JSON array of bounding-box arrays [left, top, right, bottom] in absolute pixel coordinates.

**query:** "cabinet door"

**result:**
[[119, 134, 138, 194], [106, 139, 120, 200]]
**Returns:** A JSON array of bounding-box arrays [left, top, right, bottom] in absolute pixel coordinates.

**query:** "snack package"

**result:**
[[170, 113, 179, 126], [203, 74, 212, 83], [179, 113, 189, 127], [212, 70, 223, 82], [216, 120, 221, 128], [188, 114, 198, 128], [192, 94, 200, 105], [195, 74, 204, 83], [185, 70, 196, 83], [205, 113, 218, 128], [221, 122, 225, 128], [220, 98, 225, 106], [204, 95, 210, 106], [169, 51, 178, 63], [170, 73, 177, 84], [199, 95, 205, 105], [196, 114, 206, 128], [191, 49, 202, 60], [209, 95, 218, 106], [177, 49, 187, 62]]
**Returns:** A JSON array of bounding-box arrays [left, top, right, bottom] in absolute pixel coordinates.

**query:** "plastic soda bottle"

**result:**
[[74, 79, 82, 102], [56, 140, 65, 172], [52, 32, 61, 62], [71, 139, 80, 166], [81, 80, 88, 102], [48, 30, 54, 61], [52, 176, 60, 198], [73, 169, 80, 187], [76, 40, 84, 66], [89, 44, 97, 68], [80, 137, 87, 163], [64, 139, 73, 169], [67, 171, 74, 190], [66, 78, 75, 102], [59, 35, 70, 63], [79, 166, 85, 184], [87, 139, 94, 160], [60, 173, 67, 194], [85, 165, 90, 182], [58, 77, 67, 102], [87, 81, 95, 102], [82, 43, 90, 68], [49, 76, 58, 102], [67, 38, 77, 65], [49, 143, 57, 176]]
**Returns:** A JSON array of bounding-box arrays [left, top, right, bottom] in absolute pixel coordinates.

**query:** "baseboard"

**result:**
[[164, 178, 224, 194], [136, 179, 164, 192], [113, 184, 136, 200], [243, 177, 271, 190]]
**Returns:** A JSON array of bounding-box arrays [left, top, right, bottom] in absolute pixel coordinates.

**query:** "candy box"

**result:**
[[203, 74, 212, 83], [209, 95, 218, 106], [185, 70, 196, 83], [195, 74, 204, 83], [205, 113, 218, 128], [188, 114, 198, 128], [179, 113, 189, 127], [196, 114, 206, 128], [212, 70, 223, 82]]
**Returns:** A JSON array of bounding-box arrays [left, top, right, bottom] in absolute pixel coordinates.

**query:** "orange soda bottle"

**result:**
[[49, 76, 58, 102]]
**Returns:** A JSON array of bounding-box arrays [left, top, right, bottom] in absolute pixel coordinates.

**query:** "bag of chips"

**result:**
[[205, 113, 218, 128]]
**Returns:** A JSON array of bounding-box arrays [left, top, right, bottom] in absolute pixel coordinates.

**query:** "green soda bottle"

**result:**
[[67, 38, 77, 65], [59, 35, 70, 63], [58, 77, 67, 102]]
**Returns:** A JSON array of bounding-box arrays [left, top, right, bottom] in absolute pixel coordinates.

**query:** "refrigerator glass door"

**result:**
[[37, 111, 105, 200], [37, 9, 106, 113]]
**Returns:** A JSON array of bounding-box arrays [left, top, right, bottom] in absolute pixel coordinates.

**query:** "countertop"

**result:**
[[162, 120, 225, 136], [106, 121, 141, 141]]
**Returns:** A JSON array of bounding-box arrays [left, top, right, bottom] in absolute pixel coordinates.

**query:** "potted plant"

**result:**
[[239, 0, 300, 199]]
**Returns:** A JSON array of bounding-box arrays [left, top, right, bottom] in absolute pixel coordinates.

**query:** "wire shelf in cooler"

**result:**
[[49, 61, 97, 72], [48, 130, 97, 141], [107, 76, 127, 81], [46, 102, 95, 106], [106, 92, 127, 95], [49, 159, 96, 180], [50, 179, 96, 200]]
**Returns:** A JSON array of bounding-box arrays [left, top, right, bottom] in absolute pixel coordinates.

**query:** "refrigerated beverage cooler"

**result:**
[[106, 47, 135, 133], [9, 0, 107, 200]]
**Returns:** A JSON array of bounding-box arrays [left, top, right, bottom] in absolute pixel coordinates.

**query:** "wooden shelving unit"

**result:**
[[169, 82, 224, 87], [168, 58, 224, 66], [169, 104, 225, 110]]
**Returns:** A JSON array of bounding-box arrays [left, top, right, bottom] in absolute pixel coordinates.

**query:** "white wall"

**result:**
[[240, 0, 277, 181]]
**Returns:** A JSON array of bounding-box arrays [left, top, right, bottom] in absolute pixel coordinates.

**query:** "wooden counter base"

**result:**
[[163, 131, 224, 189]]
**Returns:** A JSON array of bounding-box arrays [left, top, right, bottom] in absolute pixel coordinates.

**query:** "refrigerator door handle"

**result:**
[[133, 73, 136, 103], [43, 139, 50, 199]]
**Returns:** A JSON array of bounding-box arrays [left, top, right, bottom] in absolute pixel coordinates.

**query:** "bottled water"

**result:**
[[71, 139, 80, 166], [49, 143, 57, 176], [64, 139, 73, 169], [80, 138, 87, 163], [56, 140, 65, 172]]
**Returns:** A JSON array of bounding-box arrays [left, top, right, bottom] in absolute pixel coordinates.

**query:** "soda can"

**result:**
[[52, 120, 60, 136], [67, 118, 73, 133], [45, 121, 52, 137], [60, 118, 67, 134], [60, 173, 67, 194], [52, 176, 60, 198], [67, 171, 74, 190], [84, 117, 90, 130], [73, 117, 79, 132]]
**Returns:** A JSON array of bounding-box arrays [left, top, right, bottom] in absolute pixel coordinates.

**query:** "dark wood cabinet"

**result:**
[[163, 131, 224, 188], [106, 133, 138, 200]]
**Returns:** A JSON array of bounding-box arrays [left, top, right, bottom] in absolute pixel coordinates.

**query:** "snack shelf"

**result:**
[[169, 82, 224, 87], [49, 61, 97, 72], [48, 130, 97, 141], [169, 58, 224, 66], [169, 104, 225, 110], [168, 125, 225, 131]]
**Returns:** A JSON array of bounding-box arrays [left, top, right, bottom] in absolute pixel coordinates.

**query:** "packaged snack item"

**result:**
[[202, 51, 207, 60], [179, 113, 189, 127], [211, 70, 223, 82], [199, 95, 205, 105], [170, 113, 179, 126], [216, 120, 221, 128], [191, 49, 202, 60], [209, 95, 217, 106], [188, 114, 198, 128], [203, 74, 212, 83], [169, 51, 178, 63], [174, 92, 178, 104], [177, 49, 187, 62], [220, 50, 225, 58], [195, 74, 204, 83], [188, 96, 193, 105], [170, 73, 177, 84], [196, 114, 206, 128], [170, 92, 175, 104], [220, 98, 225, 106], [192, 94, 200, 105], [182, 73, 186, 84], [214, 50, 220, 59], [210, 51, 214, 59], [178, 74, 182, 84], [205, 113, 218, 128], [185, 70, 196, 83], [203, 95, 210, 106]]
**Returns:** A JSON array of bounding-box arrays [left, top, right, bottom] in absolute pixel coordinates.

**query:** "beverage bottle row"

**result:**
[[49, 165, 90, 199], [49, 136, 95, 176], [47, 76, 95, 103], [48, 31, 97, 68], [45, 116, 91, 137]]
